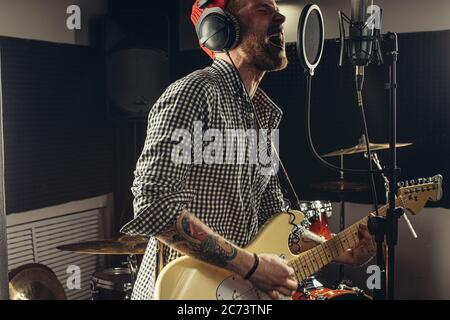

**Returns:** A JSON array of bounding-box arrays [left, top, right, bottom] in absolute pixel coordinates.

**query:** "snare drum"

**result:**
[[91, 267, 133, 300], [294, 287, 372, 300], [293, 278, 372, 301]]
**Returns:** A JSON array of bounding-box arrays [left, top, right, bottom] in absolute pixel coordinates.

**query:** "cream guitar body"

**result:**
[[155, 211, 304, 300]]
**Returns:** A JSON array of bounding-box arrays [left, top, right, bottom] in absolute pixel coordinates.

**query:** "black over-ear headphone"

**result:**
[[195, 0, 240, 52]]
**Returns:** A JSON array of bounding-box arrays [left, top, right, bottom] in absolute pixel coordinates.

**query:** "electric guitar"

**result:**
[[154, 175, 443, 300]]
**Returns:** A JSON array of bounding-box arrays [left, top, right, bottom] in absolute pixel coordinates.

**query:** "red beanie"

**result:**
[[191, 0, 229, 59]]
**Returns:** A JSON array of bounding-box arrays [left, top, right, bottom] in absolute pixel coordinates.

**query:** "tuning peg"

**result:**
[[417, 178, 423, 185], [410, 179, 416, 186], [397, 181, 404, 188]]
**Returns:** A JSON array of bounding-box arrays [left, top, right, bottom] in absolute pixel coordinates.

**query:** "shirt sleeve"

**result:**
[[120, 74, 213, 237], [257, 175, 287, 229]]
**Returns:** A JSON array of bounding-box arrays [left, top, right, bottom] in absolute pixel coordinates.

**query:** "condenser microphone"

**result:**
[[350, 0, 374, 67], [339, 0, 382, 91], [351, 0, 372, 91]]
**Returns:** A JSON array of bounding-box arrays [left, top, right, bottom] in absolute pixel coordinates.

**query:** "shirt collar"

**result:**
[[210, 58, 283, 129], [211, 58, 243, 96]]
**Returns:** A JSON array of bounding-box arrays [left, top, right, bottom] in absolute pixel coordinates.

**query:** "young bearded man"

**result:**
[[120, 0, 376, 300]]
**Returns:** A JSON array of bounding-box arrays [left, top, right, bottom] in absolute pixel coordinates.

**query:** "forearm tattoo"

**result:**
[[158, 209, 238, 268]]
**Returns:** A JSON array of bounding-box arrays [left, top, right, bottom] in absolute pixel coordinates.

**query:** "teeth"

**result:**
[[268, 33, 284, 48]]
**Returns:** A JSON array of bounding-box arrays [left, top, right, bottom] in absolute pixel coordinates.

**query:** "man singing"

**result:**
[[121, 0, 376, 300]]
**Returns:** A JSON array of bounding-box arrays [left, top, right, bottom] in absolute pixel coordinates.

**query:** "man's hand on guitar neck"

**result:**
[[334, 224, 376, 266], [157, 208, 298, 300]]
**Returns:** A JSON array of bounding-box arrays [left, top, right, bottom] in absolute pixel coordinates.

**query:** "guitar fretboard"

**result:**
[[287, 198, 403, 281]]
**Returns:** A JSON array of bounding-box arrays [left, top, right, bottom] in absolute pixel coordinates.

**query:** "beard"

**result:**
[[240, 31, 288, 72]]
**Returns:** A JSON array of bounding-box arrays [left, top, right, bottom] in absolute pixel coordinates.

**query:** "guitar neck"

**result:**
[[288, 198, 402, 282]]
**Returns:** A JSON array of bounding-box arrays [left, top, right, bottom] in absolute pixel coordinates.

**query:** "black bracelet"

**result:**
[[243, 253, 259, 280]]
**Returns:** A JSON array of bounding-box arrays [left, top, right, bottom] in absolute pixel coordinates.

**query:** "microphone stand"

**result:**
[[384, 32, 401, 300], [337, 9, 401, 300], [366, 32, 401, 301], [303, 5, 406, 300]]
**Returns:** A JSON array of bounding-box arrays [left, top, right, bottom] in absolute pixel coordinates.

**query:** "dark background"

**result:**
[[1, 1, 448, 232], [1, 37, 114, 214], [151, 31, 450, 210]]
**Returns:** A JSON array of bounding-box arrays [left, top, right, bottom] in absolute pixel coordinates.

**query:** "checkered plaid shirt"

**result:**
[[120, 58, 286, 300]]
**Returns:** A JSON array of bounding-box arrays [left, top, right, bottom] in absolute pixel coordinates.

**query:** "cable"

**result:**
[[356, 90, 380, 216], [304, 73, 382, 174]]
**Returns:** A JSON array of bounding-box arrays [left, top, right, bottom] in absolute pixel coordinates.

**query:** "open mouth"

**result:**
[[268, 33, 285, 49]]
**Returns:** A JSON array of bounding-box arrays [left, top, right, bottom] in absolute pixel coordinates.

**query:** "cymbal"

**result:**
[[56, 235, 149, 255], [321, 142, 412, 158], [9, 263, 66, 300], [310, 180, 369, 193]]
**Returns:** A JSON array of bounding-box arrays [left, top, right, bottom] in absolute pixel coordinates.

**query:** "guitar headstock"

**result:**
[[397, 174, 443, 215]]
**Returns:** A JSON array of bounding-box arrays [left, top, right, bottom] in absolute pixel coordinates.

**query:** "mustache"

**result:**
[[267, 26, 284, 35]]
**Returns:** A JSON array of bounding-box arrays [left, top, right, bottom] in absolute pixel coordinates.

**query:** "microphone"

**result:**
[[350, 0, 374, 66], [351, 0, 372, 91], [339, 0, 383, 91]]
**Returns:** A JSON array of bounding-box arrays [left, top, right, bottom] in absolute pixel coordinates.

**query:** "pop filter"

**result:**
[[296, 4, 324, 76]]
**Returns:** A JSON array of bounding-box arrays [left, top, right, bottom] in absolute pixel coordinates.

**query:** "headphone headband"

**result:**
[[198, 0, 212, 9]]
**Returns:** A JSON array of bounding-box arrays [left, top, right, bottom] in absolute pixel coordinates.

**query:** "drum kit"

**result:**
[[52, 138, 411, 301], [55, 235, 147, 300]]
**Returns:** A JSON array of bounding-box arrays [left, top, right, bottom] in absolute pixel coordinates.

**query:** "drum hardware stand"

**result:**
[[299, 286, 312, 300], [298, 276, 325, 300], [127, 254, 139, 283], [121, 254, 139, 299], [338, 153, 345, 282], [337, 283, 366, 297]]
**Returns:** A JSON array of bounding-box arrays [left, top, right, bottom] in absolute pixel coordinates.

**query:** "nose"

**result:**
[[274, 11, 286, 25]]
